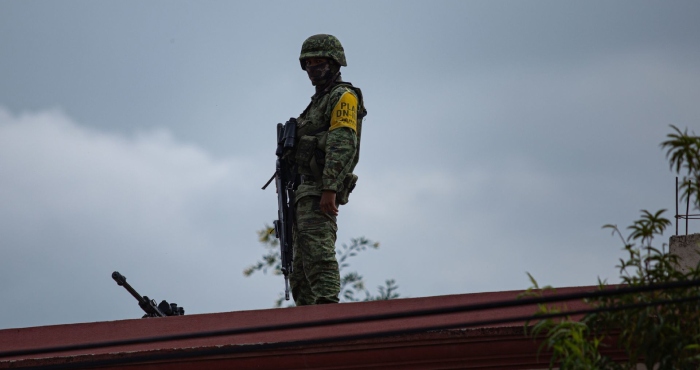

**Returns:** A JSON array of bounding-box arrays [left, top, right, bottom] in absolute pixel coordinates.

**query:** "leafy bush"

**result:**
[[525, 126, 700, 370]]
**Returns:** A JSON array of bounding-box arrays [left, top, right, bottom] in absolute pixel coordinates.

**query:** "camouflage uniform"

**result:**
[[289, 35, 366, 305]]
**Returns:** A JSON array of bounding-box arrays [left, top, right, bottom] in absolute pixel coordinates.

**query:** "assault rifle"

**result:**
[[262, 118, 297, 301], [112, 271, 185, 318]]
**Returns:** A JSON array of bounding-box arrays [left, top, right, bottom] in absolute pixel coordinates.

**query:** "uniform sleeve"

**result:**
[[329, 91, 358, 132], [322, 89, 358, 192], [322, 127, 357, 192]]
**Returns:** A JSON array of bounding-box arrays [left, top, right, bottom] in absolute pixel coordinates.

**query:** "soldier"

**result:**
[[289, 34, 367, 305]]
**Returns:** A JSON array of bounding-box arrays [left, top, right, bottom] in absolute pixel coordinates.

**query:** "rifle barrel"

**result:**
[[112, 271, 147, 305]]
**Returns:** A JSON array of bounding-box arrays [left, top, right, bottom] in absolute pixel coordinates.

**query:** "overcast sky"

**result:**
[[1, 1, 699, 330]]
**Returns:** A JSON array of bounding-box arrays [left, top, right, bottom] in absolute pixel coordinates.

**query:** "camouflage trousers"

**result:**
[[290, 195, 340, 305]]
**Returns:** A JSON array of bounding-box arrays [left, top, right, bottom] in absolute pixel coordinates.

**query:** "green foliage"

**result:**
[[661, 125, 700, 210], [525, 126, 700, 370], [245, 226, 400, 307], [243, 226, 280, 277], [527, 212, 700, 369], [521, 274, 615, 370], [373, 279, 400, 301], [592, 220, 700, 370]]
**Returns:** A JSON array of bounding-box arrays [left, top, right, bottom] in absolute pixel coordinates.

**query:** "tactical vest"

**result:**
[[293, 82, 367, 203]]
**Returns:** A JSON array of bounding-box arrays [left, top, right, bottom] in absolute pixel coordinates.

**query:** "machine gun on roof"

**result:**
[[112, 271, 184, 318]]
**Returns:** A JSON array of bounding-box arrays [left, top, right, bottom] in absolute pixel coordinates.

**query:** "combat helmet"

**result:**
[[299, 34, 347, 70]]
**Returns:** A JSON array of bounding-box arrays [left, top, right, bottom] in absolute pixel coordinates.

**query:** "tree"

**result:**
[[244, 225, 400, 307], [524, 125, 700, 370], [663, 125, 700, 210]]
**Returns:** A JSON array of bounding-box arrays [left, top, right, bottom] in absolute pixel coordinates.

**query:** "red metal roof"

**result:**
[[0, 286, 617, 369]]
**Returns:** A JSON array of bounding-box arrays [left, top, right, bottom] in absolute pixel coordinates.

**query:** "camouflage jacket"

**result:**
[[292, 81, 366, 202]]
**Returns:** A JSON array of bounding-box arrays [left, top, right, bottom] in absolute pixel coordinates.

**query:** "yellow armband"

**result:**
[[330, 90, 358, 132]]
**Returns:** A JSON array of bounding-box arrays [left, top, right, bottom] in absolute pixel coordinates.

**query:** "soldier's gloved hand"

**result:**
[[320, 190, 339, 216]]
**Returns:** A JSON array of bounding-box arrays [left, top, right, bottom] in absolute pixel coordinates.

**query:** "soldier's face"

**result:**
[[304, 58, 333, 86], [305, 58, 328, 69]]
